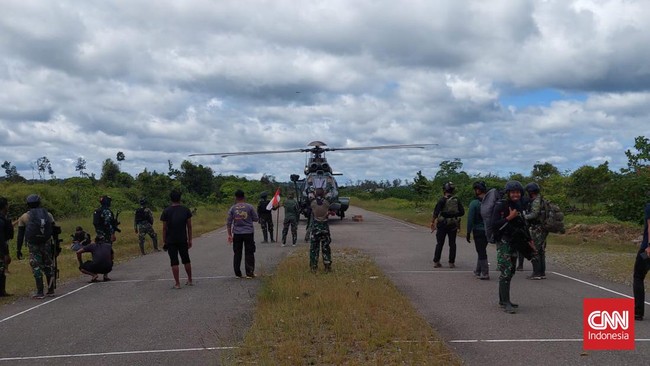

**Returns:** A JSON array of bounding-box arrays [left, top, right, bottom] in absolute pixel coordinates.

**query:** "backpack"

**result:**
[[25, 208, 53, 245], [439, 196, 461, 229], [480, 188, 504, 243], [135, 207, 151, 224], [540, 198, 565, 234]]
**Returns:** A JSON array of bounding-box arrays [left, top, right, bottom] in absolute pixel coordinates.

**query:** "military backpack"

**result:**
[[25, 207, 53, 245], [540, 198, 565, 234], [439, 196, 461, 229]]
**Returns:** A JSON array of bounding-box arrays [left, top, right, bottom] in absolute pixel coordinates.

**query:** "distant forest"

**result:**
[[2, 136, 649, 223]]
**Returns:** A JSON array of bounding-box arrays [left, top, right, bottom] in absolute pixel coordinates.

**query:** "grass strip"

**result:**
[[234, 247, 461, 365]]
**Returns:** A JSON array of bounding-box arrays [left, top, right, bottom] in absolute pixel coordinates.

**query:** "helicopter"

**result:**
[[189, 141, 435, 219]]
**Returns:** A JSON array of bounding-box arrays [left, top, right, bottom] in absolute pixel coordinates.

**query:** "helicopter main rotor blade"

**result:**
[[325, 143, 437, 152], [189, 148, 308, 158]]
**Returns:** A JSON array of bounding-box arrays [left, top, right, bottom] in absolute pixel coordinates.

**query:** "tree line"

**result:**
[[341, 136, 650, 224]]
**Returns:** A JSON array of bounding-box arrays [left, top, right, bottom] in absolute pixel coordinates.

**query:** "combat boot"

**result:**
[[46, 274, 56, 297], [292, 235, 297, 247], [499, 282, 515, 313], [262, 232, 268, 243], [324, 264, 331, 273], [473, 260, 481, 277], [0, 273, 11, 297], [153, 237, 161, 252], [32, 277, 45, 299], [478, 259, 490, 280]]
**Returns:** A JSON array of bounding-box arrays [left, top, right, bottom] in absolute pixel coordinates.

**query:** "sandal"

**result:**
[[89, 275, 99, 283], [185, 281, 194, 286]]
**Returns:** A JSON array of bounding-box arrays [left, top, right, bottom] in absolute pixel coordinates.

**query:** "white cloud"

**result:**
[[0, 0, 649, 183]]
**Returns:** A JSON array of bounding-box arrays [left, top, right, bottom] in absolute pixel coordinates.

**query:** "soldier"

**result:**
[[16, 194, 57, 299], [257, 192, 275, 243], [309, 188, 332, 272], [93, 195, 117, 243], [281, 192, 299, 247], [430, 182, 465, 268], [0, 197, 12, 296], [466, 181, 489, 280], [134, 198, 159, 255], [524, 182, 547, 280], [491, 181, 534, 314], [227, 190, 259, 278]]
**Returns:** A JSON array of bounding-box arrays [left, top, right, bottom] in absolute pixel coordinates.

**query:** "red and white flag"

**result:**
[[266, 188, 281, 210]]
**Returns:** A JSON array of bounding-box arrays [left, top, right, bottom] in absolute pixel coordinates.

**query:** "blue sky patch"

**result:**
[[499, 88, 588, 108]]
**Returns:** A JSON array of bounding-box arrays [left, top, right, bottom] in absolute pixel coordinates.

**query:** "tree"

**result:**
[[179, 160, 214, 196], [100, 158, 121, 186], [434, 159, 463, 181], [568, 162, 612, 208], [1, 161, 24, 182], [75, 157, 87, 177], [36, 156, 54, 180], [116, 151, 125, 162], [531, 162, 560, 182], [625, 136, 650, 172], [412, 170, 431, 207]]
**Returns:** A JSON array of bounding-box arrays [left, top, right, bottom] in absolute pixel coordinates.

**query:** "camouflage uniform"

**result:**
[[17, 210, 56, 296], [257, 199, 275, 242], [309, 197, 331, 271], [525, 196, 548, 278], [497, 239, 517, 284], [281, 198, 299, 246], [135, 207, 159, 254], [94, 207, 116, 241]]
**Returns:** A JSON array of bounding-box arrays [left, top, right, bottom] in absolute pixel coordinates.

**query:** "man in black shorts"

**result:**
[[76, 236, 114, 282], [160, 190, 193, 289]]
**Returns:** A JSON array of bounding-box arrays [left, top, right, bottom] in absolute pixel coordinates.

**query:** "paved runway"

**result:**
[[1, 206, 648, 365]]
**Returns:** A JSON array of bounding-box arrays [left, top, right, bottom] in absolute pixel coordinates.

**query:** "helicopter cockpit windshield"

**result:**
[[305, 172, 338, 200]]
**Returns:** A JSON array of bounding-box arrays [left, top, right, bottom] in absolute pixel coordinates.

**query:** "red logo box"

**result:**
[[583, 298, 634, 350]]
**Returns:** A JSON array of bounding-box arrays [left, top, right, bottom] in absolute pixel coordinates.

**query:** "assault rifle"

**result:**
[[111, 210, 122, 233], [51, 225, 62, 289]]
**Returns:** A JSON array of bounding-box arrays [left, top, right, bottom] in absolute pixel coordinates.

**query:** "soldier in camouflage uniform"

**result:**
[[134, 198, 159, 255], [309, 188, 332, 272], [491, 181, 533, 314], [281, 192, 299, 247], [257, 192, 275, 243], [16, 194, 57, 299], [524, 182, 547, 280], [93, 195, 117, 242]]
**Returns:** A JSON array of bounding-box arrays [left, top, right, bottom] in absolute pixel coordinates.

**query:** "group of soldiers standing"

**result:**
[[431, 180, 550, 314]]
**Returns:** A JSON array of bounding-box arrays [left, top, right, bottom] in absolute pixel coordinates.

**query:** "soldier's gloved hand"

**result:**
[[466, 233, 471, 243], [17, 251, 23, 260]]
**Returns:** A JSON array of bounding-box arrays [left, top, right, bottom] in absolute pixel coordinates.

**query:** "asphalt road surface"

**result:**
[[1, 207, 648, 365]]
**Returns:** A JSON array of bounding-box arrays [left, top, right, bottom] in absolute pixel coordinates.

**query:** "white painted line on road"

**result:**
[[373, 212, 420, 230], [109, 275, 233, 284], [552, 271, 650, 306], [449, 338, 650, 344], [0, 283, 94, 324], [0, 346, 239, 362], [389, 270, 479, 274]]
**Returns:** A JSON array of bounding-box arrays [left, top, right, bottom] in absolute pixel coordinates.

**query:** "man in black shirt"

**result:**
[[430, 182, 465, 268], [160, 190, 193, 289]]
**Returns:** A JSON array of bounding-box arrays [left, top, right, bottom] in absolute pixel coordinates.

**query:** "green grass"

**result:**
[[2, 205, 228, 302], [233, 248, 461, 365]]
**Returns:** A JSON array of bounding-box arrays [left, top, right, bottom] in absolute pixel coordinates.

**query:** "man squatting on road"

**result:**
[[76, 236, 114, 282]]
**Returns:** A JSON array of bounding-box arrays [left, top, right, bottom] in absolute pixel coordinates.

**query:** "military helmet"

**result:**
[[504, 180, 524, 193], [139, 198, 146, 205], [525, 182, 541, 194], [26, 194, 41, 204], [443, 182, 455, 193], [99, 195, 112, 206], [260, 191, 268, 199], [472, 181, 487, 193]]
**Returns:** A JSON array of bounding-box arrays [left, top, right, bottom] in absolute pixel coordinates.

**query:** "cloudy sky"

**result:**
[[1, 0, 649, 185]]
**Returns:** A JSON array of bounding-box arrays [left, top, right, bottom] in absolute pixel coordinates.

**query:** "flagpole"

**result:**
[[275, 205, 280, 242]]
